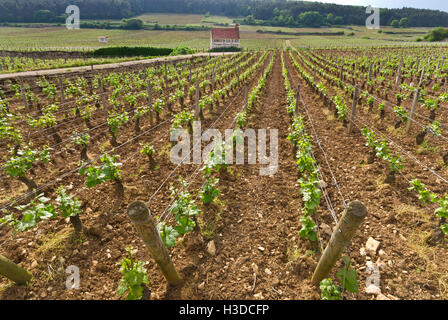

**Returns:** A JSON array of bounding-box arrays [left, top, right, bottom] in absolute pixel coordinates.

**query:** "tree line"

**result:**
[[0, 0, 447, 27]]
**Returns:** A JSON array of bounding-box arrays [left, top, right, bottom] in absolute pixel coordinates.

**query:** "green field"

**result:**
[[0, 27, 291, 50], [0, 14, 437, 51]]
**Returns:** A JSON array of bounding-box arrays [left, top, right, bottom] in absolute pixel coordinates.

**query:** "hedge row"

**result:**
[[92, 46, 173, 57], [208, 47, 243, 53]]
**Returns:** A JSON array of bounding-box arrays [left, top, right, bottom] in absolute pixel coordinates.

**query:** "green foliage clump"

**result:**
[[93, 46, 173, 58], [79, 153, 122, 188], [3, 143, 50, 178], [117, 246, 149, 300], [424, 27, 448, 42], [170, 46, 195, 56], [320, 279, 342, 300]]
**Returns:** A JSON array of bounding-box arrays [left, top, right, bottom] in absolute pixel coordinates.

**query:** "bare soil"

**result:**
[[1, 50, 448, 300]]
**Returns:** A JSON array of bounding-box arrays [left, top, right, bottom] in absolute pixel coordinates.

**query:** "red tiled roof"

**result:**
[[211, 26, 240, 40]]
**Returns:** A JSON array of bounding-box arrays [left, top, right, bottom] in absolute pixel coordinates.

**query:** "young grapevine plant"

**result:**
[[408, 179, 448, 234], [158, 178, 201, 248], [0, 194, 56, 235], [320, 279, 342, 300], [200, 178, 220, 205], [117, 246, 149, 300], [79, 153, 122, 188]]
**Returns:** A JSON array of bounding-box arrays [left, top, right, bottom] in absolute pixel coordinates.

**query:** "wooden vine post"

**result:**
[[212, 65, 216, 90], [406, 88, 421, 133], [19, 78, 30, 111], [100, 75, 106, 108], [311, 201, 367, 285], [415, 57, 420, 78], [418, 67, 425, 87], [348, 86, 359, 133], [395, 56, 403, 87], [147, 80, 153, 123], [237, 66, 240, 87], [367, 64, 372, 82], [295, 85, 300, 116], [127, 201, 181, 286], [58, 77, 65, 105], [0, 253, 32, 284], [147, 80, 153, 106], [339, 62, 344, 82], [195, 78, 200, 121], [164, 63, 168, 86], [87, 73, 93, 95], [244, 83, 249, 112]]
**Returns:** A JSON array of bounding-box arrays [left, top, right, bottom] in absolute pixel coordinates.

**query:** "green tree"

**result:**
[[399, 17, 409, 28], [424, 27, 448, 41], [33, 10, 56, 22], [298, 11, 324, 28], [121, 18, 144, 30], [326, 13, 335, 25], [334, 16, 344, 25], [245, 14, 256, 24], [390, 19, 400, 28]]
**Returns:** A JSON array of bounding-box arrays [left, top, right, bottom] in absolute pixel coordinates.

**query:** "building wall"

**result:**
[[211, 39, 240, 49]]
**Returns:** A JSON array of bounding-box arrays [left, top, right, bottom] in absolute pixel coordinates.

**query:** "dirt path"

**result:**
[[285, 51, 448, 300], [181, 51, 318, 299], [0, 52, 235, 80]]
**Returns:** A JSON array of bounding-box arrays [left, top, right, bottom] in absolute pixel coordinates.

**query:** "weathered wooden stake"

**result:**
[[164, 63, 168, 86], [367, 64, 372, 82], [99, 75, 106, 108], [311, 201, 367, 285], [418, 67, 425, 87], [58, 77, 65, 105], [339, 62, 344, 82], [19, 79, 29, 110], [212, 65, 216, 90], [195, 78, 200, 120], [395, 56, 403, 87], [295, 85, 300, 116], [244, 83, 249, 111], [237, 66, 240, 87], [0, 253, 32, 284], [415, 57, 420, 79], [348, 86, 359, 133], [127, 201, 181, 285], [406, 88, 421, 133], [147, 80, 152, 106]]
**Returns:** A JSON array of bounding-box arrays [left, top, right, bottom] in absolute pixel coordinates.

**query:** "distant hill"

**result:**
[[1, 0, 448, 28]]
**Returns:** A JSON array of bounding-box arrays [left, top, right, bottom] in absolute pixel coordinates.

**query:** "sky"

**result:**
[[311, 0, 448, 12]]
